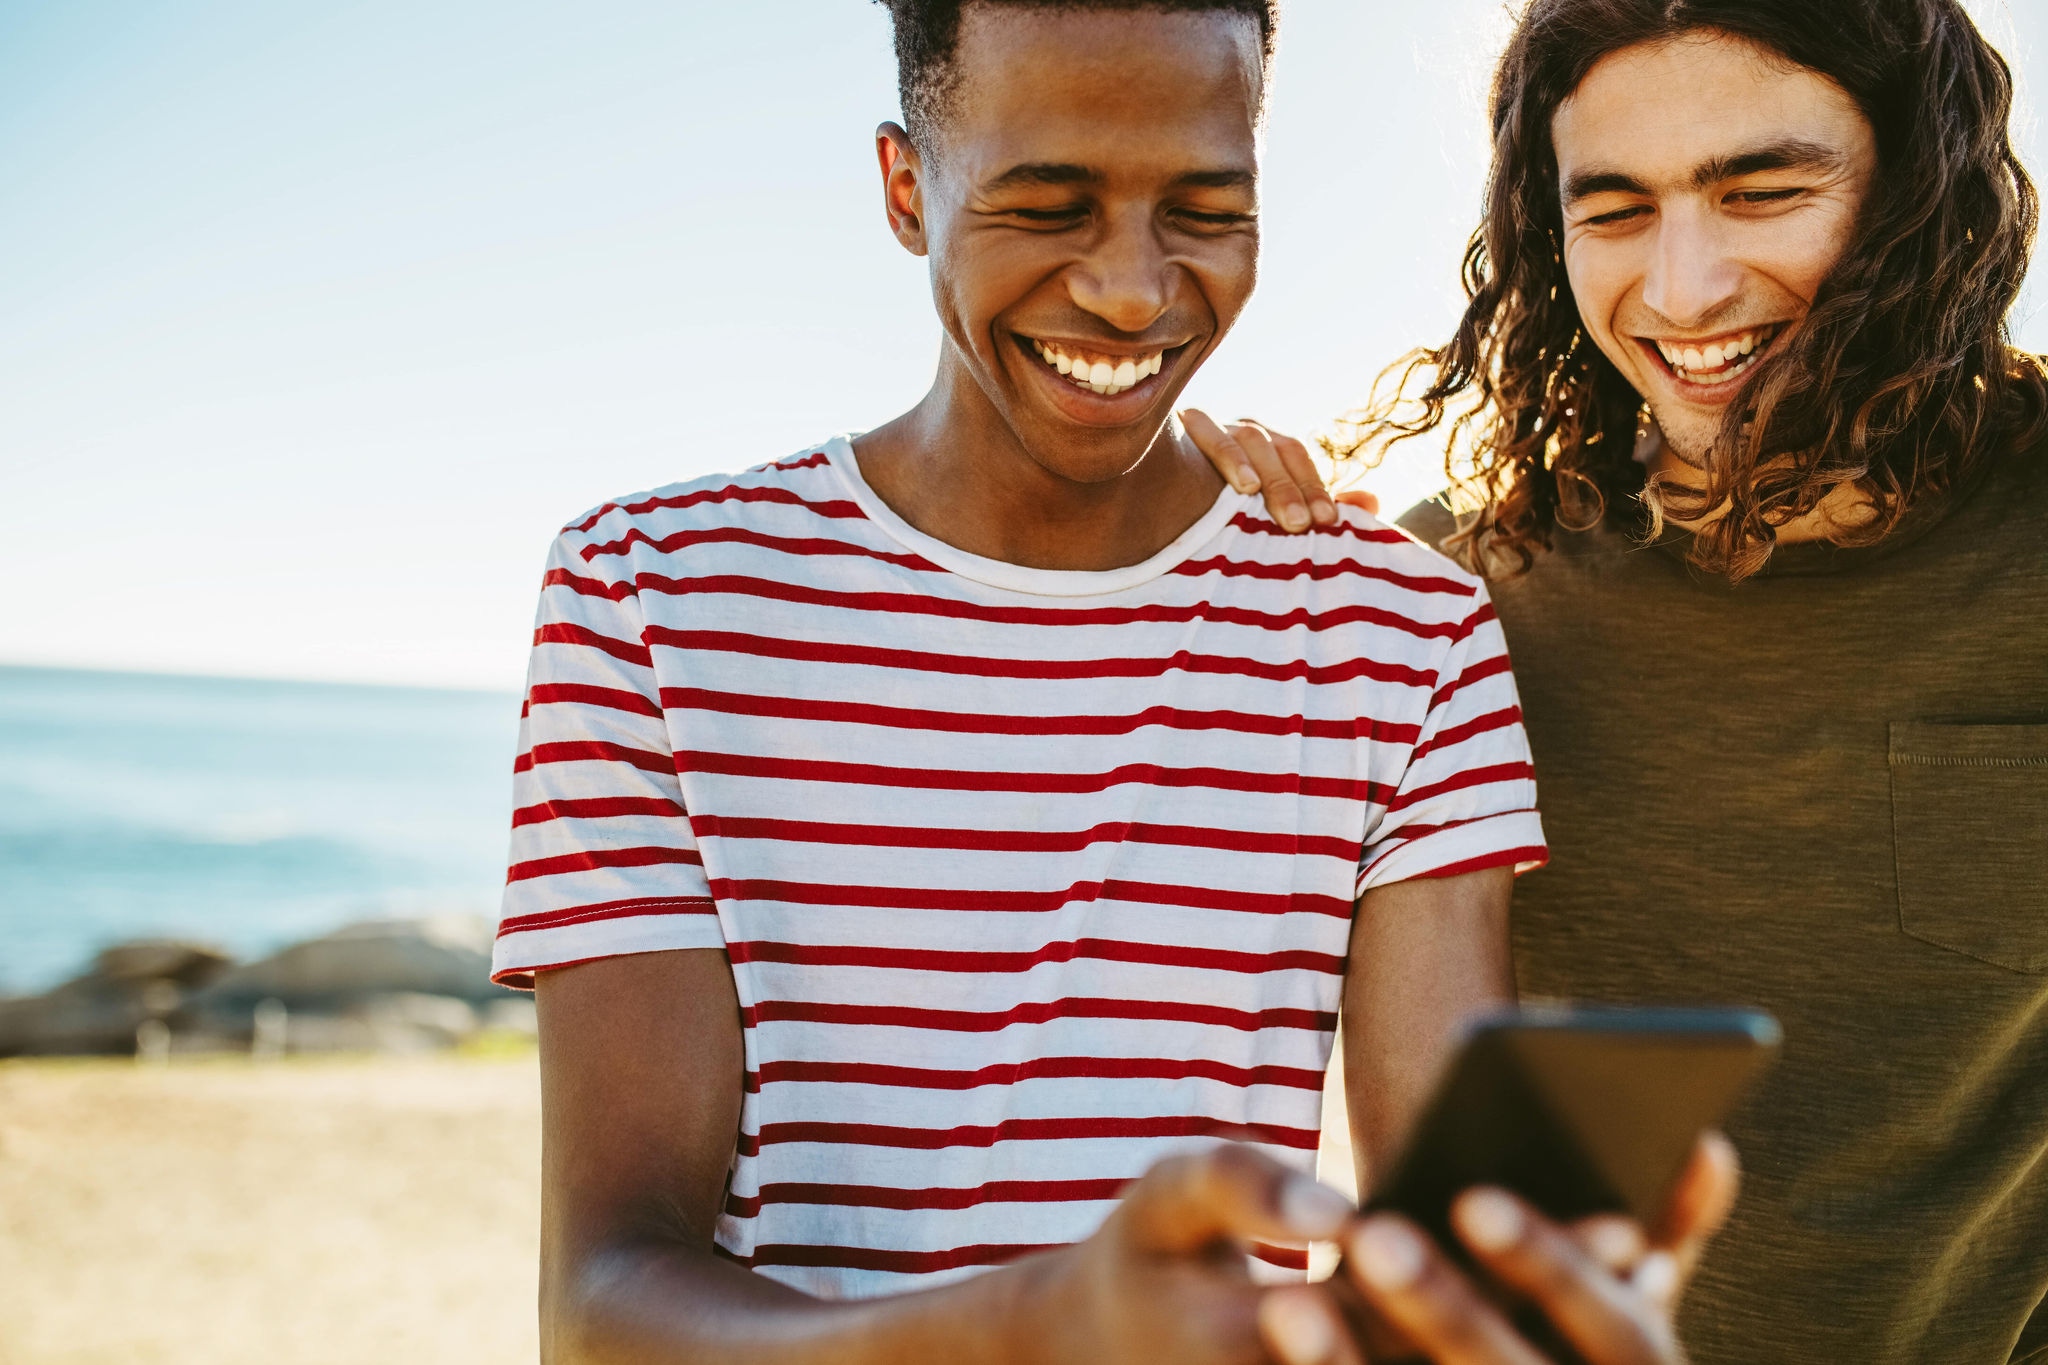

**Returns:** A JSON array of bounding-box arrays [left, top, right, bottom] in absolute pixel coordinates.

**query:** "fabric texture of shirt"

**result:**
[[1404, 443, 2048, 1365], [494, 436, 1544, 1299]]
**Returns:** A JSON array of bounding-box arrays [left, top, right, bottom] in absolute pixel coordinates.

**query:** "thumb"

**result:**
[[1113, 1144, 1354, 1257], [1659, 1131, 1740, 1282], [1335, 489, 1380, 515]]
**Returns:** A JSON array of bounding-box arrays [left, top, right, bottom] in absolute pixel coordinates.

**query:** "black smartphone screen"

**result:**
[[1364, 1005, 1781, 1255]]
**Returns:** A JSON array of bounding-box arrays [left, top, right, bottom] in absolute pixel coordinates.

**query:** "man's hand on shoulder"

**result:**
[[1179, 409, 1378, 528]]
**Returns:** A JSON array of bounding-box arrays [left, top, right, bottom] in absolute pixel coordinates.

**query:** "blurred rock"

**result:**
[[93, 940, 232, 989], [1, 916, 512, 1057], [0, 937, 228, 1057], [194, 915, 501, 1013], [481, 997, 539, 1037]]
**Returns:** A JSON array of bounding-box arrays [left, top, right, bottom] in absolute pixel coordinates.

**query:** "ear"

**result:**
[[876, 121, 929, 257]]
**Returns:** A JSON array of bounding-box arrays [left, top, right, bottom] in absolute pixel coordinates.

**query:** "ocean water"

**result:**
[[0, 665, 522, 996]]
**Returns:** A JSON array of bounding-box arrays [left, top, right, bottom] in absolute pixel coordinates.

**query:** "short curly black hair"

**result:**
[[874, 0, 1279, 149]]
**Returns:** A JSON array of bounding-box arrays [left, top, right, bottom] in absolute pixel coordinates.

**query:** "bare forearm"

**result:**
[[1342, 867, 1516, 1183], [547, 1238, 1046, 1365]]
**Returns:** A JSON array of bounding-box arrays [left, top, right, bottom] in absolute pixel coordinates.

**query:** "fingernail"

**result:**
[[1311, 498, 1337, 524], [1633, 1250, 1678, 1302], [1261, 1291, 1337, 1365], [1455, 1188, 1524, 1254], [1585, 1219, 1645, 1268], [1350, 1217, 1424, 1290], [1280, 506, 1309, 532], [1279, 1175, 1354, 1240]]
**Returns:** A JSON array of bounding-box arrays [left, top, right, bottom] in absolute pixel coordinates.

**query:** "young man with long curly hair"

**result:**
[[1197, 1, 2048, 1360]]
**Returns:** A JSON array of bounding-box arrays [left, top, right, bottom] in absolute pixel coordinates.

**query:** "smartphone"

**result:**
[[1365, 1005, 1781, 1253]]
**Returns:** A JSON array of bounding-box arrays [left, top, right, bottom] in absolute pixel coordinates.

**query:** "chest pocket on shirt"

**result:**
[[1889, 722, 2048, 974]]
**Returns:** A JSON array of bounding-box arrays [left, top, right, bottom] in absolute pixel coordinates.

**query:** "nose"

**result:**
[[1640, 203, 1743, 328], [1065, 204, 1174, 336]]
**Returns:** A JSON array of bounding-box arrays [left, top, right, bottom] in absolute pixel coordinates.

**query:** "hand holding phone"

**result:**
[[1258, 1005, 1775, 1365]]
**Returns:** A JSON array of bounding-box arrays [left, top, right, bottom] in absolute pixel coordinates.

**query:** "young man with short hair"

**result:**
[[495, 2, 1728, 1361], [1196, 1, 2048, 1360]]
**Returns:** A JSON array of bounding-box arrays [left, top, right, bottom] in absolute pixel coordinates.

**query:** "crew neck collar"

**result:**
[[820, 434, 1250, 598]]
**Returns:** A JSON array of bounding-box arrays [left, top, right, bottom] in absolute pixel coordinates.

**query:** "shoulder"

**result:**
[[1393, 495, 1461, 557], [1205, 499, 1493, 635], [1312, 500, 1489, 606], [551, 442, 858, 574]]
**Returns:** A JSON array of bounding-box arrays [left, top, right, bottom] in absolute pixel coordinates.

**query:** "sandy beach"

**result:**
[[0, 1047, 1356, 1364], [0, 1050, 543, 1365]]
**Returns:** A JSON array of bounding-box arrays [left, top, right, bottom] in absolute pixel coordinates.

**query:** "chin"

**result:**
[[1014, 417, 1167, 485]]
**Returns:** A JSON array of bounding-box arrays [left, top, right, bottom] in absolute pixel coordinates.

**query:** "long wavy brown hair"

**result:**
[[1328, 0, 2048, 579]]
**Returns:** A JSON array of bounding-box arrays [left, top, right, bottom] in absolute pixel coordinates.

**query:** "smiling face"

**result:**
[[1553, 32, 1879, 466], [883, 7, 1263, 483]]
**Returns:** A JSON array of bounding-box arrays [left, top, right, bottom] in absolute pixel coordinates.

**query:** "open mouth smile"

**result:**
[[1639, 323, 1786, 393], [1021, 335, 1175, 399]]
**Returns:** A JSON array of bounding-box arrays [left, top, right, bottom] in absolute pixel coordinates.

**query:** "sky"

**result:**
[[3, 0, 2043, 691]]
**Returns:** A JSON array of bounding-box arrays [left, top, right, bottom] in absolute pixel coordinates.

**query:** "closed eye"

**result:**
[[1585, 205, 1650, 226], [1729, 188, 1806, 205], [1004, 207, 1089, 225]]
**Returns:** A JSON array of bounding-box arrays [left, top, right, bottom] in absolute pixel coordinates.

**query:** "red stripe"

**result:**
[[506, 844, 704, 885], [1416, 845, 1550, 880], [708, 875, 1351, 918], [1430, 651, 1513, 711], [731, 937, 1341, 978], [1379, 809, 1538, 842], [1409, 706, 1523, 762], [543, 566, 636, 600], [525, 681, 662, 718], [1229, 510, 1413, 545], [741, 996, 1335, 1035], [625, 572, 1471, 641], [746, 1054, 1327, 1093], [727, 1241, 1052, 1274], [645, 628, 1435, 689], [725, 1176, 1129, 1218], [745, 1113, 1320, 1154], [1252, 1243, 1312, 1271], [695, 814, 1359, 862], [511, 795, 687, 828], [570, 477, 859, 533], [660, 686, 1416, 745], [679, 750, 1395, 804], [524, 740, 676, 776], [1384, 761, 1535, 814], [765, 450, 832, 472], [497, 894, 717, 935], [580, 525, 939, 571], [532, 622, 652, 668], [1173, 553, 1475, 596]]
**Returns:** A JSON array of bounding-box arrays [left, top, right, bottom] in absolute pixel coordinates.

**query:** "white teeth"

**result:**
[[1738, 334, 1754, 355], [1027, 341, 1169, 396], [1683, 347, 1704, 370], [1704, 343, 1725, 369]]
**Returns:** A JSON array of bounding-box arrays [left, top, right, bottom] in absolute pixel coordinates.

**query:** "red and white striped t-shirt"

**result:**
[[493, 435, 1544, 1298]]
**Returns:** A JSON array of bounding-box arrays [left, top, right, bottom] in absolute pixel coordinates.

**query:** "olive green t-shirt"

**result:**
[[1403, 448, 2048, 1364]]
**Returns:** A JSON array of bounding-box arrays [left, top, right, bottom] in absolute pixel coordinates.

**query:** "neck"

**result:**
[[851, 358, 1226, 572]]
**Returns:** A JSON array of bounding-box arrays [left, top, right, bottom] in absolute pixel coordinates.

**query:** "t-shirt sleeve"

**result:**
[[1357, 583, 1547, 894], [490, 528, 722, 989]]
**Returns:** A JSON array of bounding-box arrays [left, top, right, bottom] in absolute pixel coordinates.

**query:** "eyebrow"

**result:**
[[981, 163, 1256, 192], [1561, 139, 1849, 206]]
